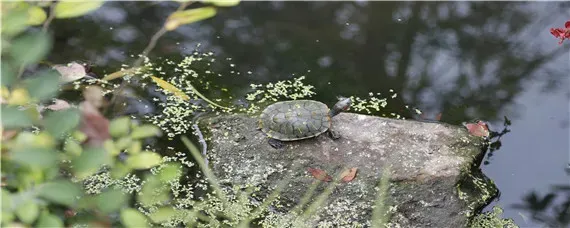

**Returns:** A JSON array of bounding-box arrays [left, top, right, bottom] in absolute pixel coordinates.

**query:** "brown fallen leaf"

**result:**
[[463, 121, 490, 138], [79, 101, 110, 147], [307, 167, 332, 182], [46, 99, 71, 111], [83, 86, 105, 108], [435, 113, 442, 121], [53, 61, 87, 83], [340, 168, 358, 183]]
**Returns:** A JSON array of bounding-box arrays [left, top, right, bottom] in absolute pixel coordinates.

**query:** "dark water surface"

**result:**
[[47, 1, 570, 227]]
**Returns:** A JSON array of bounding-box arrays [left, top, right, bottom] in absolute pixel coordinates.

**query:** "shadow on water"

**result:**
[[46, 1, 569, 227]]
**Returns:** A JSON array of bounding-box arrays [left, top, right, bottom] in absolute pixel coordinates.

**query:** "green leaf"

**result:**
[[64, 139, 83, 156], [1, 5, 29, 37], [201, 0, 240, 7], [43, 165, 60, 182], [130, 125, 161, 139], [126, 151, 162, 170], [164, 7, 216, 31], [54, 1, 104, 19], [72, 131, 88, 142], [27, 5, 47, 25], [109, 116, 131, 137], [0, 105, 34, 129], [103, 139, 120, 156], [72, 147, 110, 179], [95, 189, 127, 214], [10, 147, 58, 169], [148, 207, 177, 223], [38, 180, 83, 207], [43, 108, 81, 139], [158, 163, 182, 182], [10, 31, 51, 67], [2, 190, 13, 211], [36, 211, 64, 228], [110, 162, 131, 179], [150, 76, 190, 100], [24, 70, 61, 101], [12, 132, 55, 149], [115, 137, 132, 151], [1, 62, 16, 87], [128, 140, 142, 154], [1, 211, 14, 225], [15, 200, 39, 224], [121, 208, 150, 228], [138, 176, 169, 206]]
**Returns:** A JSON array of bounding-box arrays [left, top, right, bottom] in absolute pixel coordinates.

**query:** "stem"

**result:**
[[133, 1, 192, 67], [105, 1, 193, 112], [132, 26, 167, 67], [42, 3, 56, 32]]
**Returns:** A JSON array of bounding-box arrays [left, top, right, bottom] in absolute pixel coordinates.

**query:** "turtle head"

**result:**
[[330, 96, 351, 117]]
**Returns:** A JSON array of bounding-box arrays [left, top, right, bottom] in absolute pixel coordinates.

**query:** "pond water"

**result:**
[[47, 1, 569, 227]]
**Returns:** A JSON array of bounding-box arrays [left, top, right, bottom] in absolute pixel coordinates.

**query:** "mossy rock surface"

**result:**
[[200, 112, 497, 227]]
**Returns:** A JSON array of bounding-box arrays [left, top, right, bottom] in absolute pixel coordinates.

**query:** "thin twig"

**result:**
[[132, 26, 167, 67], [106, 1, 193, 111], [133, 1, 192, 67], [42, 3, 56, 32]]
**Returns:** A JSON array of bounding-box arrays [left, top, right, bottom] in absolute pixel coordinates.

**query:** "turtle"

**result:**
[[258, 97, 352, 149]]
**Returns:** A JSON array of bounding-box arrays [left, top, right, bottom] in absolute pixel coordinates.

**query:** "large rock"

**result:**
[[199, 112, 497, 227]]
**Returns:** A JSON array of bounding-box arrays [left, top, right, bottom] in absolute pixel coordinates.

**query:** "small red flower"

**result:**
[[550, 20, 570, 44]]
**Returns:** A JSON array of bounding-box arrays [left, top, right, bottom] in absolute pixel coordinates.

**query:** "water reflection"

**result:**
[[46, 1, 569, 227]]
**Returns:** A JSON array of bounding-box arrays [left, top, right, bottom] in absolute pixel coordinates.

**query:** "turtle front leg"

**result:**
[[268, 138, 285, 149], [327, 129, 341, 140]]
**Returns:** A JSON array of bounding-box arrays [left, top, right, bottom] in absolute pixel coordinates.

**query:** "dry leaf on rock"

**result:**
[[463, 121, 490, 138], [340, 168, 358, 182], [307, 167, 332, 182]]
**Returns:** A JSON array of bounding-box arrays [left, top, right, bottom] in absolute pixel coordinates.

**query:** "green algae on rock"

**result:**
[[200, 112, 499, 227]]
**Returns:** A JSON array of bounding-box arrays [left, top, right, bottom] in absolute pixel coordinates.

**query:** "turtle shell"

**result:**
[[258, 100, 331, 141]]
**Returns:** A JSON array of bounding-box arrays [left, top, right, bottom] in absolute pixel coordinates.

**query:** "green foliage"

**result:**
[[121, 208, 150, 228], [26, 4, 47, 25], [469, 206, 519, 228], [1, 3, 30, 37], [164, 7, 217, 31], [126, 151, 163, 169], [1, 105, 34, 129], [15, 200, 39, 224], [202, 0, 241, 7], [130, 124, 161, 139], [53, 0, 105, 19], [23, 70, 61, 101], [9, 31, 51, 67], [1, 62, 17, 87], [43, 107, 81, 139], [10, 147, 59, 169], [109, 116, 131, 137], [38, 180, 83, 207], [94, 188, 128, 213], [36, 211, 64, 228], [72, 147, 111, 179]]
